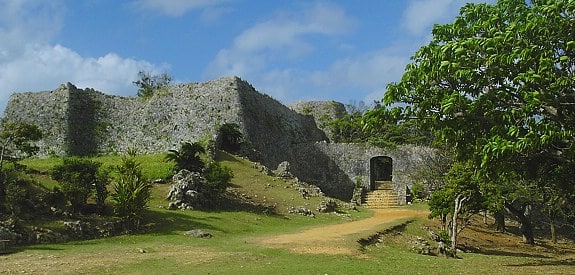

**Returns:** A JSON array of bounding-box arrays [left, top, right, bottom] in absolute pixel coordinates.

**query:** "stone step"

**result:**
[[362, 186, 400, 209], [373, 180, 394, 190]]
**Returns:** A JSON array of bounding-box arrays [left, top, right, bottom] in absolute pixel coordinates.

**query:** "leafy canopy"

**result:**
[[383, 0, 575, 243], [384, 0, 575, 166], [0, 120, 42, 169], [51, 158, 102, 213], [133, 71, 172, 98], [165, 142, 206, 173]]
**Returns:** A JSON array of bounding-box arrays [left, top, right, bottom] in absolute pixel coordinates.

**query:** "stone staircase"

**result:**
[[363, 181, 399, 208]]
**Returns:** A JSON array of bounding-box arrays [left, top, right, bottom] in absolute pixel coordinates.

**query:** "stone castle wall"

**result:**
[[3, 76, 430, 201], [4, 77, 325, 158]]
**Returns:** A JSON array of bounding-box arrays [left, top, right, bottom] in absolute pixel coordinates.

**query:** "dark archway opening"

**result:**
[[370, 156, 392, 190]]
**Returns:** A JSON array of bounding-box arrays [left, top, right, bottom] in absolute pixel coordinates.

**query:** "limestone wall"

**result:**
[[289, 101, 347, 141], [3, 76, 432, 202], [4, 78, 246, 156], [3, 76, 327, 161], [290, 142, 432, 201]]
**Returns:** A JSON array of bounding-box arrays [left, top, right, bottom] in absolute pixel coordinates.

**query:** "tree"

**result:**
[[51, 158, 102, 213], [166, 142, 205, 173], [0, 121, 42, 215], [111, 154, 151, 230], [0, 120, 42, 170], [326, 102, 429, 147], [428, 161, 484, 257], [133, 70, 172, 98], [383, 0, 575, 244], [218, 123, 243, 153]]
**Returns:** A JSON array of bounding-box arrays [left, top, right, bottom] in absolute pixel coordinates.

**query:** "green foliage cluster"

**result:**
[[111, 155, 151, 229], [409, 182, 426, 201], [203, 161, 234, 194], [0, 120, 42, 169], [218, 123, 243, 153], [166, 142, 234, 203], [383, 0, 575, 245], [51, 158, 109, 214], [328, 102, 429, 147], [0, 169, 36, 217], [132, 71, 172, 99], [165, 142, 205, 173]]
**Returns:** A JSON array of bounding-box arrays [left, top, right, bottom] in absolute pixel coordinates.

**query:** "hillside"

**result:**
[[2, 152, 573, 274]]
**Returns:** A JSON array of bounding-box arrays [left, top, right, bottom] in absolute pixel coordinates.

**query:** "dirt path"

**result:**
[[258, 208, 427, 255]]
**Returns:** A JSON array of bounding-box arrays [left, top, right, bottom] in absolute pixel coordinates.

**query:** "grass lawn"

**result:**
[[7, 152, 574, 274]]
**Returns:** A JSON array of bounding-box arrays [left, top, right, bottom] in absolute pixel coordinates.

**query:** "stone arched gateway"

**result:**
[[369, 156, 392, 190]]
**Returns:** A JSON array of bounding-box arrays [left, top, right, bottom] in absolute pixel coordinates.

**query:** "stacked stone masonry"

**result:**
[[3, 76, 432, 201]]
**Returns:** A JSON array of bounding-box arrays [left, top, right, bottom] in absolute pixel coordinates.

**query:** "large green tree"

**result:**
[[383, 0, 575, 244], [0, 120, 42, 170]]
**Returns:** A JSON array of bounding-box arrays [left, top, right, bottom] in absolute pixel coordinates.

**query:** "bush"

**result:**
[[166, 142, 205, 173], [411, 182, 426, 201], [112, 156, 151, 230], [204, 161, 233, 194], [218, 123, 243, 153], [51, 158, 102, 213]]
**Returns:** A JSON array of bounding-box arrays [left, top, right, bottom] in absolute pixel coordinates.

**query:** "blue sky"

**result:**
[[0, 0, 494, 114]]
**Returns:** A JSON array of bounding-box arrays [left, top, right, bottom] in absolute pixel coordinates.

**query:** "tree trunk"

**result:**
[[494, 210, 506, 232], [450, 194, 468, 256], [550, 220, 557, 244], [0, 143, 6, 171], [505, 202, 535, 245]]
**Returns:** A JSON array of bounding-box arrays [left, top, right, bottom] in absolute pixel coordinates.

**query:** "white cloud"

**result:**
[[311, 51, 408, 89], [402, 0, 454, 35], [0, 44, 159, 106], [0, 0, 164, 114], [402, 0, 495, 35], [131, 0, 231, 17], [205, 2, 356, 79]]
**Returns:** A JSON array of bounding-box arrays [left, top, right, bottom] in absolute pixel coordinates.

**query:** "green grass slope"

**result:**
[[8, 152, 574, 274]]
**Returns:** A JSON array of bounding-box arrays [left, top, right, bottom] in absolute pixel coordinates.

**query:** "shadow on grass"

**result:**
[[357, 219, 415, 248], [1, 244, 64, 255], [216, 151, 243, 163], [144, 210, 221, 234], [466, 247, 553, 259], [145, 194, 288, 235], [505, 258, 575, 267]]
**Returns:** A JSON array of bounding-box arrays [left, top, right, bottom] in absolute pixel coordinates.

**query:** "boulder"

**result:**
[[184, 229, 213, 238], [167, 169, 210, 210], [273, 161, 293, 178]]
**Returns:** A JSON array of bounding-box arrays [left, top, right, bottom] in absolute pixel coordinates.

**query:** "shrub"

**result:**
[[95, 166, 112, 213], [218, 123, 243, 153], [204, 161, 233, 194], [4, 179, 29, 217], [51, 158, 101, 213], [410, 182, 426, 201], [111, 156, 151, 230], [166, 142, 205, 173]]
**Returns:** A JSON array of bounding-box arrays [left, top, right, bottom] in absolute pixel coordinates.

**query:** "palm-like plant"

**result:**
[[166, 142, 205, 173], [112, 156, 151, 229]]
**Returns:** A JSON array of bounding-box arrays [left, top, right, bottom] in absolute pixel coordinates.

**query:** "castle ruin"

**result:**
[[3, 76, 429, 203]]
